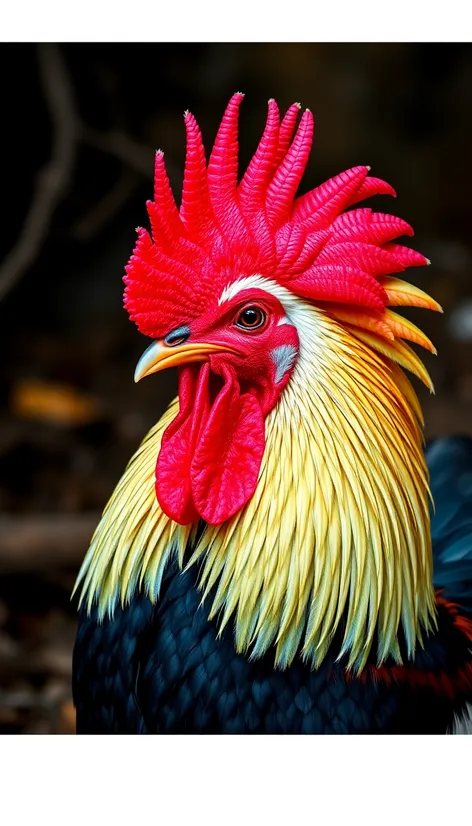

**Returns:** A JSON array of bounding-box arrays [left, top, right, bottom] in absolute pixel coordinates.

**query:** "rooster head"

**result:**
[[124, 92, 440, 528]]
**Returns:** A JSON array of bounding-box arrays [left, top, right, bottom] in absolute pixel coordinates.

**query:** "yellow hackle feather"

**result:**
[[379, 275, 443, 313], [74, 280, 440, 674]]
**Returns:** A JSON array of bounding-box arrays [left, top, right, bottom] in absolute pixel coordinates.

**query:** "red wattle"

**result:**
[[191, 365, 265, 524], [156, 363, 265, 526], [155, 364, 210, 524]]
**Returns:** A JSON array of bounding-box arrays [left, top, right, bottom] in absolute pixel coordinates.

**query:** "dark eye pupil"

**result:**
[[235, 306, 266, 330], [242, 309, 259, 325]]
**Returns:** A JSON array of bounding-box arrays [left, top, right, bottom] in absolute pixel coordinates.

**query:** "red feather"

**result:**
[[124, 93, 428, 340]]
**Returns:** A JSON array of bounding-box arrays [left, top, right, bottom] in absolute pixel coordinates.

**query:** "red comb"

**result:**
[[124, 94, 427, 339]]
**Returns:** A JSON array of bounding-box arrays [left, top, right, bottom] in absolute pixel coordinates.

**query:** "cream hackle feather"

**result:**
[[74, 282, 437, 673]]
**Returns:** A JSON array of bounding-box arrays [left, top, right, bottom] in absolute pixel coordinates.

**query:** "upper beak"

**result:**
[[134, 340, 236, 383]]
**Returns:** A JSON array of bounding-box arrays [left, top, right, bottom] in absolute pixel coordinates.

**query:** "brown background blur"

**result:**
[[0, 43, 471, 733]]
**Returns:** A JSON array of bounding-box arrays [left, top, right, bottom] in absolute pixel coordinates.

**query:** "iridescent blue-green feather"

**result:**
[[427, 436, 472, 614]]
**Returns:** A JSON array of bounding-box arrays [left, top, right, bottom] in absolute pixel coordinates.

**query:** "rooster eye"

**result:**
[[235, 307, 266, 331]]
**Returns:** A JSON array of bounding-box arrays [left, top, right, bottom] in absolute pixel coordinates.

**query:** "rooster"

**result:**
[[72, 93, 472, 734]]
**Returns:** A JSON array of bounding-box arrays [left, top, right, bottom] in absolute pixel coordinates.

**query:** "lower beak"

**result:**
[[134, 340, 234, 383]]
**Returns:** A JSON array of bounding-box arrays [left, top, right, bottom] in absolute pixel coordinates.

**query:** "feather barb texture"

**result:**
[[75, 94, 442, 672], [75, 295, 436, 672], [124, 93, 440, 379]]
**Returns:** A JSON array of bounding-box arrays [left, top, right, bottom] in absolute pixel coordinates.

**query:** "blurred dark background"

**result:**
[[0, 43, 471, 733]]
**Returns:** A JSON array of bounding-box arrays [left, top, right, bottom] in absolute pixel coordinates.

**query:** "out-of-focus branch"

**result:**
[[0, 513, 99, 572], [0, 44, 79, 301], [82, 126, 154, 176], [73, 168, 141, 242], [0, 47, 181, 300], [82, 125, 181, 182], [73, 126, 180, 238]]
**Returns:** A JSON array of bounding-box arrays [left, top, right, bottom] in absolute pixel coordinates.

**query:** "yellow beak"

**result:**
[[134, 340, 234, 383]]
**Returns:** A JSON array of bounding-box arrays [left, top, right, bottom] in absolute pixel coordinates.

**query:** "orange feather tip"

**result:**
[[323, 305, 395, 341], [384, 310, 437, 354], [342, 324, 435, 392], [379, 276, 443, 313]]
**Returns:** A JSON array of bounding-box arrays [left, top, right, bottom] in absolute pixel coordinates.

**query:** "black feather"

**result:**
[[73, 436, 472, 733]]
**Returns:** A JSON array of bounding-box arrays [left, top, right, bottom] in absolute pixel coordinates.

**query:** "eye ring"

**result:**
[[234, 306, 267, 331]]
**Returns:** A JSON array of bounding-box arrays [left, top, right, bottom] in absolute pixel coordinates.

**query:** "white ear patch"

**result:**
[[271, 344, 298, 384]]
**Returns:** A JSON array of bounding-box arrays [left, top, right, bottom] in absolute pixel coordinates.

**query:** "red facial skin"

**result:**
[[187, 288, 299, 413], [155, 288, 299, 526]]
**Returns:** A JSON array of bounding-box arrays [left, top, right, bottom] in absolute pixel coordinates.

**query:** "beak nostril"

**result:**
[[164, 325, 191, 347]]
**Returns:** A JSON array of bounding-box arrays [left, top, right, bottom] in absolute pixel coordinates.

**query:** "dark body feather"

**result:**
[[73, 437, 472, 734]]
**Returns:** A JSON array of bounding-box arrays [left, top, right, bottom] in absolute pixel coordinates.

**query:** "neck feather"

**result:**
[[74, 296, 436, 672]]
